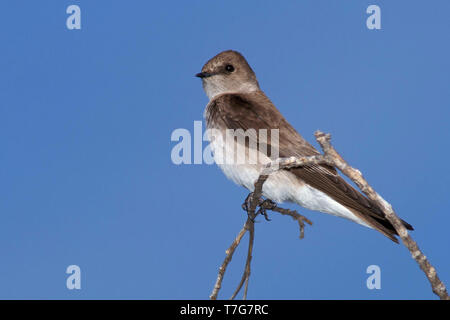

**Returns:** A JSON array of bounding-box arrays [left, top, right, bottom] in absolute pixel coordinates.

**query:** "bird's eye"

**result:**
[[225, 64, 235, 72]]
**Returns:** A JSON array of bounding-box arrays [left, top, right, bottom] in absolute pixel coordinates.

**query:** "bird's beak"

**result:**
[[195, 72, 213, 78]]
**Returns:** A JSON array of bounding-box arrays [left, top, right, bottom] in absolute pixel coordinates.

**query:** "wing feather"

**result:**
[[205, 92, 413, 241]]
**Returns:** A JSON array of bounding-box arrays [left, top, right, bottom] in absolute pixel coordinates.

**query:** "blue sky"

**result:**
[[0, 1, 449, 299]]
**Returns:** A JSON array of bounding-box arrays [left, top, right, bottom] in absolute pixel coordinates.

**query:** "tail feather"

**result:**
[[350, 206, 414, 243]]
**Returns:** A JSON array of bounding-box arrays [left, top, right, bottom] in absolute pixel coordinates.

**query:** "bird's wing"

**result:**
[[206, 92, 412, 242]]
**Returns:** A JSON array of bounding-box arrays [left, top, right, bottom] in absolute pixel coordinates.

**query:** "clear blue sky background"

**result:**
[[0, 1, 449, 299]]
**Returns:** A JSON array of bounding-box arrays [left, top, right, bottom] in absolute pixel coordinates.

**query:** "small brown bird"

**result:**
[[196, 50, 413, 242]]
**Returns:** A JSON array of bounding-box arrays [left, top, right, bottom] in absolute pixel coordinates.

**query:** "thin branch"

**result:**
[[230, 218, 254, 300], [314, 130, 449, 300], [209, 222, 248, 300], [211, 130, 448, 300], [270, 206, 313, 239]]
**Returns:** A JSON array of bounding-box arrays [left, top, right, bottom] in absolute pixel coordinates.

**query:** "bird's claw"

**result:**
[[241, 192, 254, 212], [242, 193, 276, 221], [257, 199, 276, 221]]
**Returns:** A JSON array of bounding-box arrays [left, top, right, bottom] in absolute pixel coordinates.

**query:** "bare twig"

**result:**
[[314, 130, 449, 300], [230, 218, 254, 300], [209, 222, 248, 300], [270, 206, 313, 239], [210, 131, 448, 300]]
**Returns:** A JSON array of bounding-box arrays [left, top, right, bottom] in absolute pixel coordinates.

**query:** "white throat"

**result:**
[[203, 80, 259, 100]]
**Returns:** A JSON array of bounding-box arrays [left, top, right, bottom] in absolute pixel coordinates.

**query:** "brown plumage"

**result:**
[[199, 50, 413, 243]]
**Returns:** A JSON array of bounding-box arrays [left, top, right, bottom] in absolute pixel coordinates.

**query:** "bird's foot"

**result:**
[[257, 199, 276, 221], [241, 193, 276, 221], [241, 192, 254, 213]]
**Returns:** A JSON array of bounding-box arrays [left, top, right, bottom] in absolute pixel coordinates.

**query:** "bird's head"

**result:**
[[196, 50, 260, 100]]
